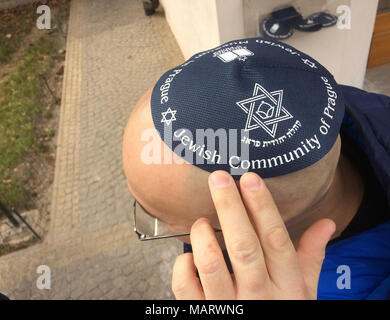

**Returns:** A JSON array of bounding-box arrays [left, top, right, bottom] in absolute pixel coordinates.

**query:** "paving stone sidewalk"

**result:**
[[0, 0, 184, 299]]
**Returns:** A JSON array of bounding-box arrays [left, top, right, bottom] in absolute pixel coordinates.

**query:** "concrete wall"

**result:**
[[243, 0, 378, 87], [161, 0, 378, 88], [160, 0, 245, 59], [215, 0, 245, 44], [160, 0, 220, 59]]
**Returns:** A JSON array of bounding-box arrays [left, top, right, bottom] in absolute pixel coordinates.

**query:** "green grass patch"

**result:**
[[0, 35, 54, 208], [0, 6, 36, 65]]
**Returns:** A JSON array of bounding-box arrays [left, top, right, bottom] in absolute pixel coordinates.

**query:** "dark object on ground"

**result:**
[[0, 201, 19, 227], [271, 6, 301, 21], [143, 0, 159, 16], [0, 200, 41, 240], [0, 292, 9, 300], [261, 18, 293, 39], [261, 6, 337, 39], [307, 12, 338, 27], [290, 16, 322, 32]]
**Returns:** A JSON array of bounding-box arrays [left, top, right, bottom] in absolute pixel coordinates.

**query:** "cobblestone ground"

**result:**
[[0, 0, 185, 299]]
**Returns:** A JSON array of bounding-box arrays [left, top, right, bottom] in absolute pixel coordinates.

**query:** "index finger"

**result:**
[[208, 170, 269, 296]]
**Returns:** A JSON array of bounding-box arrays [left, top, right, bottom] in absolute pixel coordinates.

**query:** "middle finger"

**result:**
[[239, 172, 302, 289], [208, 170, 269, 295]]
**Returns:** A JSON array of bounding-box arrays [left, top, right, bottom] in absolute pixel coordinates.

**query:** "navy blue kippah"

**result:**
[[150, 37, 345, 178]]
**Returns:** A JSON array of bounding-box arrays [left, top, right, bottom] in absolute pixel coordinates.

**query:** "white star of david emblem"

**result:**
[[236, 83, 293, 138], [161, 107, 177, 126]]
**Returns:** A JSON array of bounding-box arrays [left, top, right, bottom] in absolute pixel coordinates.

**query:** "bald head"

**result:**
[[123, 89, 341, 237]]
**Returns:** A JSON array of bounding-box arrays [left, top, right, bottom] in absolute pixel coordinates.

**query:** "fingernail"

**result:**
[[192, 217, 210, 228], [241, 173, 261, 190], [210, 171, 231, 188]]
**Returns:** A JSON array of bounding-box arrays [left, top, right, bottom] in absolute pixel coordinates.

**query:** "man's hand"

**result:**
[[172, 170, 336, 300]]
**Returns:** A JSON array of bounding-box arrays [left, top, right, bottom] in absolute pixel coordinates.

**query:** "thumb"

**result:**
[[297, 218, 336, 298]]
